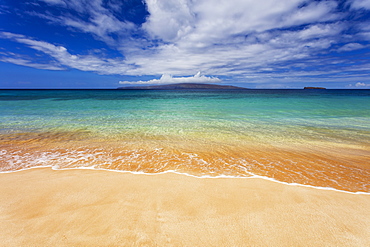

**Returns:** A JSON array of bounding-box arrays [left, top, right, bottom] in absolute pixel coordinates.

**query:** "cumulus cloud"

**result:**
[[357, 82, 370, 87], [143, 0, 194, 42], [356, 82, 367, 86], [144, 0, 339, 46], [119, 72, 221, 85], [125, 0, 349, 76], [347, 82, 370, 88]]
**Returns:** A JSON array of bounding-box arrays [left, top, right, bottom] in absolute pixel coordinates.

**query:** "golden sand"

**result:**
[[0, 168, 369, 246]]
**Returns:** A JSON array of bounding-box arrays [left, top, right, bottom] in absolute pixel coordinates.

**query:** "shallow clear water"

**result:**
[[1, 89, 370, 192]]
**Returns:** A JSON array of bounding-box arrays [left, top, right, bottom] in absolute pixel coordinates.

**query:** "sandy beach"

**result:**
[[0, 168, 369, 246]]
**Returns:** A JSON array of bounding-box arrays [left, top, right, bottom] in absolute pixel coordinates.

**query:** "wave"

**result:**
[[1, 146, 369, 194]]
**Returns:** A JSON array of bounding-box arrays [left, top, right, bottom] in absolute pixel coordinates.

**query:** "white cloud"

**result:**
[[143, 0, 339, 47], [347, 82, 370, 88], [0, 56, 64, 70], [338, 43, 365, 52], [349, 0, 370, 10], [126, 0, 344, 76], [356, 82, 370, 87], [0, 4, 10, 15], [298, 23, 344, 40], [127, 22, 345, 76], [33, 0, 135, 45], [0, 32, 133, 74], [2, 0, 370, 86], [119, 72, 221, 85], [39, 0, 65, 5], [282, 1, 340, 26], [143, 0, 195, 42], [0, 32, 24, 39]]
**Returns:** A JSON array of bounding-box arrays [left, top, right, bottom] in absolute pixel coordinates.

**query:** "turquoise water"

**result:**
[[1, 89, 369, 141], [1, 89, 370, 192]]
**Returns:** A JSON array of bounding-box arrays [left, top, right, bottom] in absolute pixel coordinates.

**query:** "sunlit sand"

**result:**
[[0, 168, 369, 246]]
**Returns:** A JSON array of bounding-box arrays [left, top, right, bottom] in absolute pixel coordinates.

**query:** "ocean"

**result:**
[[1, 89, 369, 192]]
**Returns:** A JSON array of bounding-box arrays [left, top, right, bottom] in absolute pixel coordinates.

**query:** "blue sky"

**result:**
[[0, 0, 370, 89]]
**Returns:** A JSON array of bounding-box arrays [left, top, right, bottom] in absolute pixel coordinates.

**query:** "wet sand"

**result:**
[[0, 168, 369, 246], [1, 136, 370, 192]]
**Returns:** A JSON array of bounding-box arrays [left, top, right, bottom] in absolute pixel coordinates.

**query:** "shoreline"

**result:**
[[1, 166, 370, 195], [1, 167, 369, 246]]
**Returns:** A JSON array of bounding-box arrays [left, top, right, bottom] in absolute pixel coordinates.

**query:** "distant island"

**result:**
[[118, 83, 248, 90], [304, 87, 326, 89]]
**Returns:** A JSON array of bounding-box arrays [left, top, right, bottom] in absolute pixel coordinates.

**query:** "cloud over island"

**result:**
[[119, 72, 221, 85]]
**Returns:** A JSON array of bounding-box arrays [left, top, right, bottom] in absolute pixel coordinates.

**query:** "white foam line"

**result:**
[[1, 166, 369, 195]]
